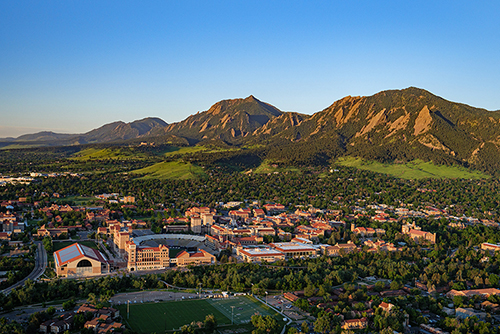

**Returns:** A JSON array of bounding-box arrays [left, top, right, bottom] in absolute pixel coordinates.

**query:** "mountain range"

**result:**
[[3, 87, 500, 172]]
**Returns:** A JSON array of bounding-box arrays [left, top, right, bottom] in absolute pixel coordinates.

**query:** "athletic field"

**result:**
[[116, 296, 277, 333], [207, 295, 276, 325]]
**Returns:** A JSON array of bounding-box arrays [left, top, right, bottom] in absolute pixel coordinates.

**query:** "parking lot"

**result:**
[[265, 294, 305, 321]]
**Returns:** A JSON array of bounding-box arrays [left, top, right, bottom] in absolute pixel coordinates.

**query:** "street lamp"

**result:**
[[164, 312, 167, 333], [142, 279, 145, 302], [231, 305, 235, 325], [265, 291, 268, 306]]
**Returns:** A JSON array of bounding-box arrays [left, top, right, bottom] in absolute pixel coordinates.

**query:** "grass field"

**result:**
[[55, 195, 95, 205], [117, 299, 228, 333], [252, 160, 301, 174], [336, 157, 490, 180], [116, 296, 279, 333], [130, 160, 206, 180], [72, 148, 147, 161], [161, 146, 209, 156]]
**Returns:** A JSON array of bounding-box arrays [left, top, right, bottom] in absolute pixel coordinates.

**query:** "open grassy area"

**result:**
[[117, 299, 230, 333], [336, 156, 490, 180], [55, 195, 95, 205], [252, 160, 301, 174], [161, 146, 209, 156], [130, 160, 206, 180], [72, 148, 147, 161], [162, 145, 239, 157], [116, 296, 280, 334]]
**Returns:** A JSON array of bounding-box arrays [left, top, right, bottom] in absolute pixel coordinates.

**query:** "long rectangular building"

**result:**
[[269, 242, 318, 259], [237, 247, 285, 263]]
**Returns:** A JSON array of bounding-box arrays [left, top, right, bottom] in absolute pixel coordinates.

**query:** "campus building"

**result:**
[[54, 243, 109, 277], [237, 247, 285, 263], [175, 249, 216, 266], [269, 242, 318, 259], [402, 222, 436, 244], [126, 242, 170, 271]]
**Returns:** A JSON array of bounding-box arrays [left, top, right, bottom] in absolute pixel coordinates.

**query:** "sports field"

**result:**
[[207, 295, 276, 325], [116, 296, 277, 333]]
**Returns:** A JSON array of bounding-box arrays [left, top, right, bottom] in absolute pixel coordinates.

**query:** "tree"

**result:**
[[301, 321, 309, 334], [314, 312, 339, 333], [251, 315, 279, 334], [42, 236, 53, 253], [204, 314, 217, 332], [304, 284, 315, 297], [87, 293, 98, 305], [62, 299, 76, 311], [489, 274, 499, 287]]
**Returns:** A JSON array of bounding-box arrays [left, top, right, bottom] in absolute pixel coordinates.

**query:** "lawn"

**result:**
[[130, 160, 207, 180], [116, 299, 230, 333], [336, 157, 490, 180], [55, 195, 95, 205], [161, 145, 239, 157]]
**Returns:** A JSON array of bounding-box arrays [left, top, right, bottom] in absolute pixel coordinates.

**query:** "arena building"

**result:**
[[54, 243, 109, 277]]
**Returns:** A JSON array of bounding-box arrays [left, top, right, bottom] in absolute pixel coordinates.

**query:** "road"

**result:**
[[1, 241, 47, 295]]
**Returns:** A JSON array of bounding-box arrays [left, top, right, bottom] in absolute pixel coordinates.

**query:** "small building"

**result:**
[[322, 242, 358, 256], [176, 249, 216, 266], [481, 242, 500, 252], [455, 307, 487, 321], [37, 224, 68, 238], [378, 301, 395, 313], [341, 317, 368, 330]]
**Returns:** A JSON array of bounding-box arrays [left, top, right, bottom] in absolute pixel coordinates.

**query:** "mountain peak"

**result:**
[[245, 95, 259, 102]]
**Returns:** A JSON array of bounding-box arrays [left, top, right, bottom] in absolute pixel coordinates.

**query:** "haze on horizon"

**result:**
[[1, 1, 499, 138]]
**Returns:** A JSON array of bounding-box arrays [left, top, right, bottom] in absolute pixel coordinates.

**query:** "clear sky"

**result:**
[[1, 1, 499, 137]]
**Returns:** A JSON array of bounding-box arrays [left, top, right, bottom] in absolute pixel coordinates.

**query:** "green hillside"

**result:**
[[161, 146, 208, 156], [336, 157, 490, 180], [72, 148, 147, 160], [131, 160, 206, 180]]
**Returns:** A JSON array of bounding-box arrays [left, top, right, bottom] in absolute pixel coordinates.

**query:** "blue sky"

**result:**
[[1, 1, 499, 137]]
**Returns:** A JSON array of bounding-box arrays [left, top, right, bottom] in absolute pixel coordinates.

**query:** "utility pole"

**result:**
[[127, 300, 129, 319], [231, 305, 235, 325]]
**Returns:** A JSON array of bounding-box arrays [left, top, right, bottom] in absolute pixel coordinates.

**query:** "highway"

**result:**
[[0, 241, 47, 295]]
